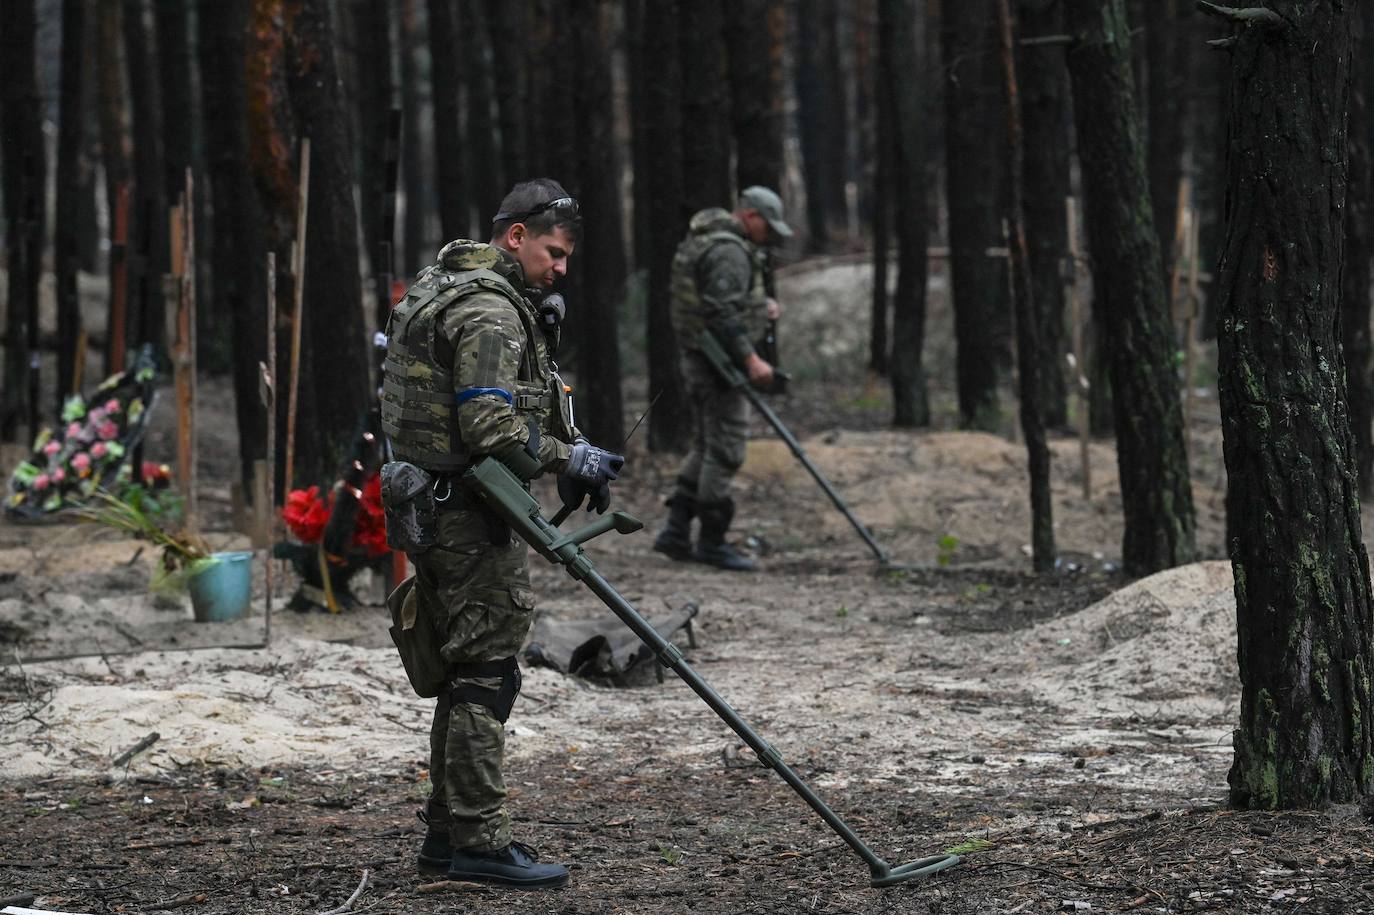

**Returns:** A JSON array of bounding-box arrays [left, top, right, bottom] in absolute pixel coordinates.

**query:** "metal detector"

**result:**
[[696, 330, 902, 569], [464, 458, 960, 887]]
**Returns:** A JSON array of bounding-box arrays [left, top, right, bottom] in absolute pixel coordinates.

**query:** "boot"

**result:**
[[652, 484, 697, 561], [694, 499, 757, 572], [446, 840, 570, 889], [416, 804, 451, 876]]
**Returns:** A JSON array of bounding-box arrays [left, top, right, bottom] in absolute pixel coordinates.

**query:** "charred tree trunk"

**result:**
[[1017, 0, 1071, 429], [96, 1, 132, 375], [1212, 1, 1374, 808], [569, 0, 626, 447], [1064, 0, 1195, 575], [55, 0, 89, 414], [880, 0, 929, 427], [795, 0, 830, 249], [354, 0, 394, 273], [1193, 10, 1231, 342], [428, 0, 469, 241], [283, 0, 372, 488], [641, 0, 690, 452], [867, 0, 890, 375], [726, 0, 785, 192], [1146, 0, 1183, 280], [200, 0, 269, 493], [1344, 13, 1374, 498], [680, 0, 732, 214], [943, 0, 1010, 431], [462, 0, 502, 227], [123, 0, 169, 355], [399, 0, 429, 273], [488, 0, 528, 186], [1, 0, 45, 440], [998, 0, 1054, 571], [626, 0, 650, 270]]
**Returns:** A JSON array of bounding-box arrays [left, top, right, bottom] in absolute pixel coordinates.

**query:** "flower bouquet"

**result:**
[[276, 472, 391, 611], [5, 347, 162, 520], [73, 489, 216, 593]]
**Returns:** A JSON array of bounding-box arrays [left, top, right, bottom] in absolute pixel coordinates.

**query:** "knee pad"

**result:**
[[449, 656, 522, 724]]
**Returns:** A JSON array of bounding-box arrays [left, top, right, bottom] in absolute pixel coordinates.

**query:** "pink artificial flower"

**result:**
[[71, 453, 91, 472], [104, 399, 120, 414], [52, 468, 66, 483], [91, 442, 108, 459], [66, 422, 82, 439], [88, 407, 106, 423], [32, 474, 49, 491], [43, 441, 61, 456], [97, 420, 119, 441]]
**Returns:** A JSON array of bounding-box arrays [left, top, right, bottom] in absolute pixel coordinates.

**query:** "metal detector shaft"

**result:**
[[462, 458, 958, 886], [696, 331, 891, 566]]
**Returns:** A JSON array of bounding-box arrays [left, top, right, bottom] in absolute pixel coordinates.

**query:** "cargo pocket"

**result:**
[[387, 576, 449, 698]]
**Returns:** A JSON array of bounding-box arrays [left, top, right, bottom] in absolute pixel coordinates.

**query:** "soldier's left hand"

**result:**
[[766, 297, 782, 320]]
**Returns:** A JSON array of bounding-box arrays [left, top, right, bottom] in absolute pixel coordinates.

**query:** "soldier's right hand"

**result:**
[[744, 352, 775, 389], [564, 440, 625, 489]]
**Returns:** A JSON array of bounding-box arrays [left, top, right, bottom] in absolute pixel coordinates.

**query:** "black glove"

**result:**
[[559, 440, 624, 514]]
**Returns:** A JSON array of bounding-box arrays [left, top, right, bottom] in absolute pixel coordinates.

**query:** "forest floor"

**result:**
[[2, 261, 1373, 913]]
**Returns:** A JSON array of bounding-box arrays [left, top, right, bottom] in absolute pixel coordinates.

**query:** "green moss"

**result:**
[[1313, 644, 1332, 703]]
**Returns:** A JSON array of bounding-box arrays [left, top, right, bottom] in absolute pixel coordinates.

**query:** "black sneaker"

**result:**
[[446, 841, 569, 889], [417, 832, 451, 876]]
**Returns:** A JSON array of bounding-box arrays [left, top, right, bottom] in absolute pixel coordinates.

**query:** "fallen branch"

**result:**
[[0, 893, 37, 908], [416, 879, 486, 894], [318, 868, 369, 915], [1195, 1, 1285, 29], [149, 891, 207, 910], [113, 731, 161, 768]]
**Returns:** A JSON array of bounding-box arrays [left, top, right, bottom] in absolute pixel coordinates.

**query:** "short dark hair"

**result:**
[[490, 178, 582, 241]]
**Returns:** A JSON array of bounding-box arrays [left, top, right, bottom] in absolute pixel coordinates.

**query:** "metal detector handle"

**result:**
[[695, 331, 892, 566], [460, 456, 958, 886]]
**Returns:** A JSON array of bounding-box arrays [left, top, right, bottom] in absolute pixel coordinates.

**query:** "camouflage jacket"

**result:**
[[381, 240, 575, 474], [670, 208, 769, 365]]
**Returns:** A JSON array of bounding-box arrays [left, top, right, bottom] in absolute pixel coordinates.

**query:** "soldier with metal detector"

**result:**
[[653, 186, 792, 571], [378, 179, 624, 889]]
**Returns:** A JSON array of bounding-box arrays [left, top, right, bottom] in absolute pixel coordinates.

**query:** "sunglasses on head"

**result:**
[[491, 196, 580, 225]]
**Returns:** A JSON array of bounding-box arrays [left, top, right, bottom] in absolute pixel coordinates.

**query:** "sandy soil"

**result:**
[[1, 261, 1371, 913]]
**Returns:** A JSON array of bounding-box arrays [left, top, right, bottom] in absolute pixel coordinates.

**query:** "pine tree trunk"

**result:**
[[569, 0, 626, 447], [96, 0, 131, 375], [795, 0, 829, 250], [1017, 0, 1071, 429], [123, 0, 169, 356], [1064, 0, 1195, 575], [488, 0, 528, 186], [399, 0, 428, 274], [55, 0, 88, 415], [1145, 0, 1183, 280], [680, 0, 732, 214], [726, 0, 785, 192], [1213, 0, 1374, 808], [943, 0, 1010, 431], [354, 0, 394, 274], [641, 0, 690, 452], [625, 0, 650, 271], [462, 0, 502, 228], [1344, 12, 1374, 498], [428, 0, 469, 242], [861, 0, 888, 374], [1, 0, 45, 440], [283, 0, 372, 488], [200, 0, 269, 493], [1192, 9, 1230, 342], [880, 0, 929, 427]]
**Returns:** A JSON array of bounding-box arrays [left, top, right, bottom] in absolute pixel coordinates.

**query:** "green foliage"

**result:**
[[936, 534, 960, 567], [835, 605, 849, 618], [943, 837, 992, 855], [656, 841, 683, 866]]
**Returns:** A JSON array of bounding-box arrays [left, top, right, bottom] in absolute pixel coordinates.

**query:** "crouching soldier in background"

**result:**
[[379, 179, 623, 888], [653, 186, 792, 572]]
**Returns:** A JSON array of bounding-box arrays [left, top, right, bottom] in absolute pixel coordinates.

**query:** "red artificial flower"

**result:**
[[351, 474, 390, 557], [282, 485, 330, 544]]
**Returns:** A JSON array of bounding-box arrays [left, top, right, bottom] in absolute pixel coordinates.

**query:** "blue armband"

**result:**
[[456, 387, 514, 406]]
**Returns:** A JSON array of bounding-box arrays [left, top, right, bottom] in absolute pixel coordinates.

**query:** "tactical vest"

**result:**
[[381, 242, 570, 472], [670, 208, 769, 351]]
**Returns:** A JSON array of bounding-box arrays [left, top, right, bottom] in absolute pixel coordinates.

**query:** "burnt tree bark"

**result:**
[[1344, 12, 1374, 498], [428, 0, 469, 240], [795, 0, 831, 249], [680, 0, 733, 214], [726, 0, 786, 192], [200, 0, 269, 493], [488, 0, 528, 186], [283, 0, 372, 488], [399, 0, 429, 272], [354, 0, 395, 273], [569, 0, 626, 447], [55, 0, 89, 414], [1146, 0, 1184, 280], [880, 0, 930, 427], [943, 0, 1011, 431], [1064, 0, 1195, 575], [96, 0, 131, 375], [639, 0, 691, 452], [998, 0, 1054, 571], [866, 0, 890, 375], [122, 0, 169, 355], [1, 0, 45, 440], [1017, 0, 1071, 429], [462, 0, 502, 227], [1211, 1, 1374, 808]]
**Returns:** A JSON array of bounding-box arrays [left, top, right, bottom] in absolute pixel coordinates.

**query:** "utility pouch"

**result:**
[[381, 461, 439, 553], [386, 576, 449, 698]]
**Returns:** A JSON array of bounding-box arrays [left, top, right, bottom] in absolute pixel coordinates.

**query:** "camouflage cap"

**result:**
[[738, 185, 793, 239]]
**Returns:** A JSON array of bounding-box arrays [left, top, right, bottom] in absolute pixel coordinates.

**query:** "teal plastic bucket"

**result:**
[[188, 551, 254, 622]]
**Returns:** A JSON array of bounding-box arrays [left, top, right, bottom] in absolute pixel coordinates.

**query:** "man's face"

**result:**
[[506, 224, 576, 289], [741, 210, 771, 245]]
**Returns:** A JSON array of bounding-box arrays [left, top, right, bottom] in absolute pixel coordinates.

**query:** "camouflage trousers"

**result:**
[[673, 354, 750, 504], [411, 506, 535, 852]]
